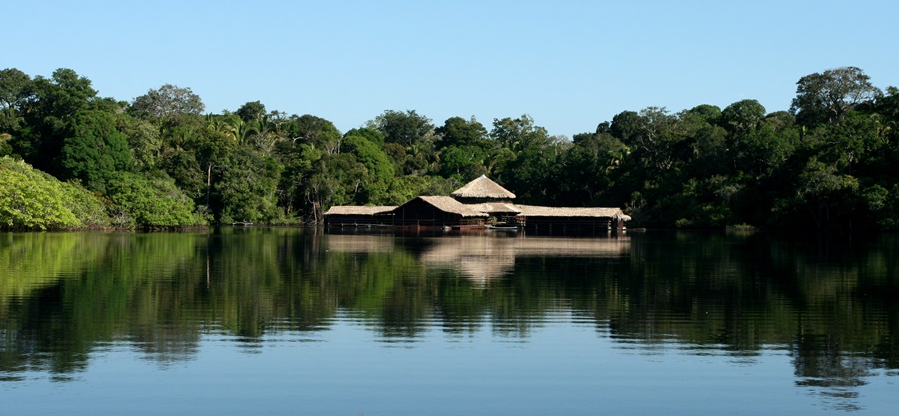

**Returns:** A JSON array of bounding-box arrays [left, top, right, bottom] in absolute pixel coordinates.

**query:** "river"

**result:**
[[1, 228, 896, 415]]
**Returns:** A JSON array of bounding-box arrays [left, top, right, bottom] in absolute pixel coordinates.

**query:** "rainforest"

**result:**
[[1, 66, 897, 231]]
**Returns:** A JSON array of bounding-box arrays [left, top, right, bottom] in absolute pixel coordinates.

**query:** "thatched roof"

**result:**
[[515, 205, 631, 221], [413, 196, 489, 217], [451, 175, 516, 199], [467, 202, 521, 214], [323, 205, 396, 216]]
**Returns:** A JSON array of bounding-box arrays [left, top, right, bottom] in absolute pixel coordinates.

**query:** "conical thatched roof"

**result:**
[[451, 175, 516, 200]]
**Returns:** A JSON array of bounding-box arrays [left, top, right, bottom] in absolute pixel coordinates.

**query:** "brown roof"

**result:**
[[515, 205, 631, 220], [466, 202, 521, 214], [414, 196, 489, 217], [451, 175, 516, 199], [323, 205, 396, 216]]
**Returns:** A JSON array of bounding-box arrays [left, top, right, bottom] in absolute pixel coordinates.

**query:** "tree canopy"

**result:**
[[1, 65, 898, 231]]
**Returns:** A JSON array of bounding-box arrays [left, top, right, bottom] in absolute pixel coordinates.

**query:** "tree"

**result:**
[[129, 84, 205, 119], [344, 127, 384, 147], [11, 68, 98, 174], [720, 99, 766, 133], [781, 157, 859, 229], [790, 66, 881, 126], [58, 110, 132, 191], [434, 116, 490, 179], [236, 100, 266, 122], [685, 104, 722, 124], [435, 116, 487, 150], [342, 134, 394, 183], [436, 145, 489, 180], [373, 110, 435, 148], [371, 110, 436, 175], [342, 134, 396, 204], [610, 107, 680, 171], [216, 147, 283, 224], [281, 114, 342, 154], [120, 115, 163, 170], [0, 157, 81, 230], [557, 132, 627, 204], [490, 114, 551, 152], [105, 171, 202, 227], [0, 68, 31, 134]]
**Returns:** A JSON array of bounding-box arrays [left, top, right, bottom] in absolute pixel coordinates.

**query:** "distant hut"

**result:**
[[323, 205, 396, 227], [392, 196, 488, 229], [515, 205, 631, 231]]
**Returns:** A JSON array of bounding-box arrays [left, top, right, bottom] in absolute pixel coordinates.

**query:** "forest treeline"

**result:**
[[1, 66, 897, 230]]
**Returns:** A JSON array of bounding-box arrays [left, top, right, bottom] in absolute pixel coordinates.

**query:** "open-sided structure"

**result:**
[[322, 205, 395, 227], [323, 176, 631, 231], [391, 196, 488, 229]]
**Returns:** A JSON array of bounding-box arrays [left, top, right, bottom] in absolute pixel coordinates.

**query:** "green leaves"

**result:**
[[128, 84, 205, 120], [60, 110, 133, 191], [105, 171, 204, 228], [0, 157, 82, 230], [791, 66, 881, 126]]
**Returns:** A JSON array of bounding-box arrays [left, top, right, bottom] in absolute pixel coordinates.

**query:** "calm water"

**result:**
[[1, 228, 897, 415]]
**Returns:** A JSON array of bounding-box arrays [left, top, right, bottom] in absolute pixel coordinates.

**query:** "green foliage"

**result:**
[[57, 179, 111, 228], [283, 114, 343, 153], [0, 68, 30, 134], [374, 109, 435, 147], [372, 110, 436, 176], [59, 110, 133, 191], [216, 149, 283, 224], [236, 100, 266, 122], [119, 115, 162, 170], [344, 127, 384, 147], [128, 84, 205, 119], [105, 171, 204, 228], [2, 66, 898, 230], [721, 99, 766, 133], [490, 114, 551, 151], [343, 134, 394, 182], [437, 145, 488, 179], [10, 68, 98, 175], [0, 157, 82, 229], [435, 116, 488, 150], [790, 66, 881, 126]]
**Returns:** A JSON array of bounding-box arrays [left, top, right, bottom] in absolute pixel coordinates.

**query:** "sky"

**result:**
[[4, 0, 897, 137]]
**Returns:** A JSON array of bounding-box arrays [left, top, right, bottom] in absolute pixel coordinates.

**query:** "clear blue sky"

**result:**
[[4, 0, 897, 137]]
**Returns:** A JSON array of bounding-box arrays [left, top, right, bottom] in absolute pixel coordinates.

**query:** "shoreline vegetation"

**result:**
[[2, 66, 898, 232]]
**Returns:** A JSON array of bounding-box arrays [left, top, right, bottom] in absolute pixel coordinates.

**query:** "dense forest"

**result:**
[[1, 66, 897, 230]]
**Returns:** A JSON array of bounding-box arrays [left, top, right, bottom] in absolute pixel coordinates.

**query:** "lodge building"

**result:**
[[323, 175, 630, 232]]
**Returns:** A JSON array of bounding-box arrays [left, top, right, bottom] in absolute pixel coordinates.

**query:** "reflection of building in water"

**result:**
[[324, 234, 397, 253], [325, 234, 630, 288]]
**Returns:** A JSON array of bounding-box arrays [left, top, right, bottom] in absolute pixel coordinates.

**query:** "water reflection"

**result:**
[[0, 229, 897, 411], [325, 234, 631, 286]]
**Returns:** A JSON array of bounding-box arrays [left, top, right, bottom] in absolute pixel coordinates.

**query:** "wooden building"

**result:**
[[322, 205, 396, 227], [514, 205, 631, 232], [391, 196, 488, 229], [323, 175, 632, 232]]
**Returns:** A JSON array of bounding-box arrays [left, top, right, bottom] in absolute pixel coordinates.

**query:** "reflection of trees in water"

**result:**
[[131, 325, 201, 367], [792, 334, 874, 411], [0, 229, 897, 406]]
